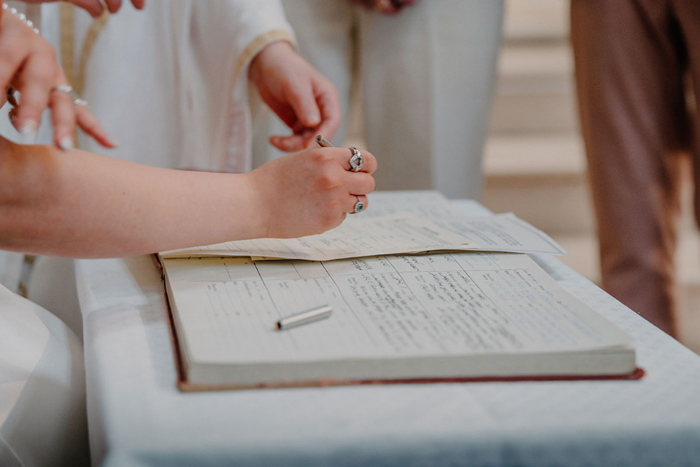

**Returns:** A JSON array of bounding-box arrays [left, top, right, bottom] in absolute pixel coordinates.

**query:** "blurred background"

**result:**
[[344, 0, 700, 353]]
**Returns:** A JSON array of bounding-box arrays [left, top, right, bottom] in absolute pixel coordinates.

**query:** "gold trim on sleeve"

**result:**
[[58, 3, 75, 85], [76, 11, 110, 95], [234, 29, 297, 81]]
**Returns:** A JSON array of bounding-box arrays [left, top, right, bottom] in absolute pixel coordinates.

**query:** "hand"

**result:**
[[0, 7, 115, 149], [21, 0, 146, 18], [348, 0, 417, 15], [247, 146, 376, 238], [249, 41, 341, 152]]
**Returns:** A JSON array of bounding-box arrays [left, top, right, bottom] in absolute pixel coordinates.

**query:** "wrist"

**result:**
[[249, 40, 295, 84], [236, 171, 272, 239]]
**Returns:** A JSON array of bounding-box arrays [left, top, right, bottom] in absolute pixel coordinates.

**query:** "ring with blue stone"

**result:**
[[353, 196, 365, 213]]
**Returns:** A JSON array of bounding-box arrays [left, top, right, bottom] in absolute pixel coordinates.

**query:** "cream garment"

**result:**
[[60, 0, 295, 171], [255, 0, 503, 199]]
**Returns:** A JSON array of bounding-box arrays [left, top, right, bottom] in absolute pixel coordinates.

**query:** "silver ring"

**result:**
[[348, 147, 364, 172], [353, 196, 365, 213], [51, 85, 89, 107]]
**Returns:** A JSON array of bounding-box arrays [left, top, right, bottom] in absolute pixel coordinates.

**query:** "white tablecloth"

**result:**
[[76, 200, 700, 467]]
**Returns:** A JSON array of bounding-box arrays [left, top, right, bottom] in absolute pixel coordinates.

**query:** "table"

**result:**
[[76, 199, 700, 467]]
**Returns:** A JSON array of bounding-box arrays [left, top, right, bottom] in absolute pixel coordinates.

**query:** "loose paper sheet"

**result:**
[[164, 253, 629, 366], [161, 213, 565, 262], [163, 213, 477, 261]]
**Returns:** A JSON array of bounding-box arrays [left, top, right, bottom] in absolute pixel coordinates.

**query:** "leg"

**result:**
[[359, 0, 503, 198], [672, 0, 700, 285], [571, 0, 689, 336]]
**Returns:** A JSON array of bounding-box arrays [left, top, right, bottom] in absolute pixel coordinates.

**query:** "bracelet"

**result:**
[[2, 3, 40, 35]]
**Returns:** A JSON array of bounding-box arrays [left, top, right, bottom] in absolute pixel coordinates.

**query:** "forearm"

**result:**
[[0, 140, 262, 258]]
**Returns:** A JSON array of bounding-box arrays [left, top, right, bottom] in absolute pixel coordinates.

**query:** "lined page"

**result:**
[[165, 254, 630, 366]]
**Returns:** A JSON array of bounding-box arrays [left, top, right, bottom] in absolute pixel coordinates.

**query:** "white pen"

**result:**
[[275, 305, 333, 331]]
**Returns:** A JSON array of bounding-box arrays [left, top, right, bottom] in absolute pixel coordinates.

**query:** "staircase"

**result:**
[[482, 0, 700, 351]]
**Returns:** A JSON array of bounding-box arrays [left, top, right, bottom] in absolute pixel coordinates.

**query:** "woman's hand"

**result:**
[[249, 41, 341, 152], [0, 6, 115, 149], [21, 0, 145, 18], [349, 0, 417, 15], [247, 146, 376, 238]]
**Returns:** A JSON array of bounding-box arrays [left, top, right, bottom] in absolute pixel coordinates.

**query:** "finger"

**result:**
[[14, 50, 58, 141], [0, 24, 31, 92], [49, 86, 76, 150], [271, 115, 323, 150], [346, 194, 368, 214], [310, 83, 341, 146], [374, 0, 398, 14], [70, 0, 105, 17], [103, 0, 123, 14], [269, 134, 306, 152], [75, 104, 118, 148], [131, 0, 146, 9], [267, 101, 299, 130], [343, 171, 376, 196], [329, 147, 377, 174], [296, 126, 322, 149], [285, 79, 321, 128]]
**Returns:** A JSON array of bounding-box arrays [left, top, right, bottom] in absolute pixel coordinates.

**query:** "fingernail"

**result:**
[[19, 121, 37, 144], [59, 136, 74, 151], [306, 113, 320, 126]]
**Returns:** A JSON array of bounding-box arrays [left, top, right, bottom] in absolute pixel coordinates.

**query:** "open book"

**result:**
[[162, 252, 638, 390], [160, 192, 638, 390]]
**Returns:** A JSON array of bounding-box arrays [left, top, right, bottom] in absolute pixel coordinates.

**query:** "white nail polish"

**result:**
[[19, 122, 37, 144], [59, 136, 74, 151]]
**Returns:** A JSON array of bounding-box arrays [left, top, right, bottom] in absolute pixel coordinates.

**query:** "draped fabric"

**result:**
[[52, 0, 295, 172], [0, 284, 88, 467]]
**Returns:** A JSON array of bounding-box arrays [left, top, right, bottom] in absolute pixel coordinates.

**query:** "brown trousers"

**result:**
[[571, 0, 700, 336]]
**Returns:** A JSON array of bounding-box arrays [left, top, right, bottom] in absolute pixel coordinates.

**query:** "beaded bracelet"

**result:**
[[2, 3, 40, 35]]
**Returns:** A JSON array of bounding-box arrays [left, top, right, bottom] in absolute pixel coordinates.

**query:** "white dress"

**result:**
[[0, 284, 88, 466]]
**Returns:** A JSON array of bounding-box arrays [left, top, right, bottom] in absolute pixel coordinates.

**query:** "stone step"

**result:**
[[482, 133, 698, 236], [490, 88, 578, 134], [503, 0, 569, 43], [481, 134, 594, 235], [490, 43, 577, 134], [497, 43, 573, 94]]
